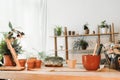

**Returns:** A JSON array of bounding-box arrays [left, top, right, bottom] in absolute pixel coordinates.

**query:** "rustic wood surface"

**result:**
[[0, 66, 120, 80]]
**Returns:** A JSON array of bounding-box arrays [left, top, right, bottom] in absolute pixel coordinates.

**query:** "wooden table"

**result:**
[[0, 66, 120, 80]]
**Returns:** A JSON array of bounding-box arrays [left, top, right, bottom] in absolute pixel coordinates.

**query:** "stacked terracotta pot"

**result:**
[[26, 57, 42, 70]]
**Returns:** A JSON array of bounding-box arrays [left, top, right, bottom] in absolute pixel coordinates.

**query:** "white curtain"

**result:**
[[0, 0, 47, 56]]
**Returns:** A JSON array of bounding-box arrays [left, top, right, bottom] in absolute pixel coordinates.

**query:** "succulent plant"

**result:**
[[99, 20, 109, 28], [44, 56, 64, 67]]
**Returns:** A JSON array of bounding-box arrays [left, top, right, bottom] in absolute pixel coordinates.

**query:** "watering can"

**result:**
[[104, 50, 120, 70]]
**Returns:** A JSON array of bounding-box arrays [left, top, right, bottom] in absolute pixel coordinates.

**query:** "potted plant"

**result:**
[[0, 39, 13, 66], [79, 39, 89, 50], [99, 20, 109, 33], [54, 25, 62, 36], [0, 39, 25, 66], [73, 38, 89, 50], [0, 22, 25, 66], [44, 56, 64, 67], [83, 23, 89, 34]]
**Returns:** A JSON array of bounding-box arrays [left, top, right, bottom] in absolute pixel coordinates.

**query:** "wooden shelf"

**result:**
[[49, 49, 106, 54], [49, 49, 68, 52], [52, 24, 119, 60], [50, 32, 119, 38], [50, 49, 94, 52]]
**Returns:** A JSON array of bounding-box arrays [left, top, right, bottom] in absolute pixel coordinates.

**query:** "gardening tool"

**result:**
[[104, 48, 120, 70], [96, 44, 103, 55]]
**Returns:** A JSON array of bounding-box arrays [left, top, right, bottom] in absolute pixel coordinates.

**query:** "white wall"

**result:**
[[47, 0, 120, 31], [0, 0, 47, 58], [46, 0, 120, 53]]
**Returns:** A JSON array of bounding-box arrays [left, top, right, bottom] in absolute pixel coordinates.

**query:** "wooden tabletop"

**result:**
[[0, 66, 120, 80]]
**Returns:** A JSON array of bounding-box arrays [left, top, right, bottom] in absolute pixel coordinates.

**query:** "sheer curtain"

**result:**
[[0, 0, 47, 56]]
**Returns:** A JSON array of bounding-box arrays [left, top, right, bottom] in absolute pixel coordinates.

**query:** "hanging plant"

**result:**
[[73, 38, 89, 50]]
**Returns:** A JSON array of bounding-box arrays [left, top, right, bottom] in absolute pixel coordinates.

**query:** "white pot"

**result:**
[[101, 28, 107, 34]]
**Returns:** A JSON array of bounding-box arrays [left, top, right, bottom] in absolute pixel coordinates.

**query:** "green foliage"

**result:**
[[55, 25, 62, 36], [44, 56, 64, 62], [38, 51, 45, 60], [0, 39, 11, 55], [73, 39, 81, 50], [84, 23, 89, 30], [12, 39, 23, 54], [99, 20, 109, 28], [44, 56, 64, 67], [0, 22, 24, 55], [0, 38, 23, 55], [79, 39, 88, 47], [73, 38, 88, 50], [9, 21, 13, 30], [32, 48, 46, 61], [8, 21, 25, 39]]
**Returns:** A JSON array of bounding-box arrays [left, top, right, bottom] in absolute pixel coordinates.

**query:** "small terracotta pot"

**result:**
[[72, 31, 75, 35], [85, 29, 89, 34], [82, 55, 101, 70], [82, 46, 87, 50], [3, 55, 14, 66], [18, 59, 26, 67], [67, 59, 76, 68], [68, 31, 71, 35], [28, 57, 37, 62], [27, 57, 37, 69], [27, 60, 35, 69], [35, 60, 42, 68]]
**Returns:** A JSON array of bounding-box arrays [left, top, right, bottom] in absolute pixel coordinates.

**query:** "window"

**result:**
[[0, 0, 47, 57]]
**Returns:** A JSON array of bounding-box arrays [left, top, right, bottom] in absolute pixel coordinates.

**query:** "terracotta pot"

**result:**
[[27, 60, 35, 69], [82, 55, 101, 70], [18, 59, 26, 67], [67, 59, 76, 68], [35, 60, 42, 68], [3, 55, 14, 66], [85, 29, 89, 34], [28, 57, 37, 62], [82, 46, 87, 50], [68, 31, 71, 35], [27, 57, 37, 69], [72, 31, 75, 35]]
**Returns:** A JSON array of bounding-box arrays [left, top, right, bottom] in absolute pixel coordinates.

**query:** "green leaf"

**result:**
[[9, 21, 13, 30]]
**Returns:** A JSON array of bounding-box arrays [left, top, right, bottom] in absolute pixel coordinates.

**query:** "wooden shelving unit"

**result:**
[[52, 23, 119, 60]]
